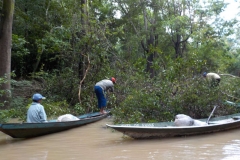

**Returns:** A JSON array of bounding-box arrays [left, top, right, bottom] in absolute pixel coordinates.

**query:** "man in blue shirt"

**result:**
[[27, 93, 48, 123]]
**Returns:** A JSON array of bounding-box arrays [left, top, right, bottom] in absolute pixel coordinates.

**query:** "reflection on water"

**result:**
[[222, 140, 240, 160], [0, 116, 240, 160]]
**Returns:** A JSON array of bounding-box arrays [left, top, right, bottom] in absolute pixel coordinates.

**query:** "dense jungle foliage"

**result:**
[[1, 0, 240, 123]]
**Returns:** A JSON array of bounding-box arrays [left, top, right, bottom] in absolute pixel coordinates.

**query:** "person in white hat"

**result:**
[[27, 93, 48, 123]]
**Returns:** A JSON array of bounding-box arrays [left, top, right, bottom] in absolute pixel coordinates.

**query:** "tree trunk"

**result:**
[[0, 0, 15, 109], [146, 34, 155, 78], [78, 0, 88, 79]]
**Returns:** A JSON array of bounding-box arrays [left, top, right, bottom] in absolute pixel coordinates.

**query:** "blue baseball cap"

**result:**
[[203, 72, 207, 77], [32, 93, 46, 101]]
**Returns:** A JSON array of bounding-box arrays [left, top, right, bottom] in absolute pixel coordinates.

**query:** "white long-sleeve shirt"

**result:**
[[27, 102, 48, 123], [206, 73, 221, 80]]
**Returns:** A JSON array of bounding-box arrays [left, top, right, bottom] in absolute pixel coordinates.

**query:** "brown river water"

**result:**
[[0, 116, 240, 160]]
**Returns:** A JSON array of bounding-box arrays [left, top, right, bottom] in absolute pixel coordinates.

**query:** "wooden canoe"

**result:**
[[106, 113, 240, 139], [0, 111, 110, 138]]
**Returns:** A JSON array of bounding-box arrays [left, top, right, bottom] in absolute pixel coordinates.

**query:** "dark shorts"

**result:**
[[94, 86, 106, 109]]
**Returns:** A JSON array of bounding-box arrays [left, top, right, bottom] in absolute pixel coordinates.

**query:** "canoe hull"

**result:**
[[107, 113, 240, 139], [0, 112, 109, 138]]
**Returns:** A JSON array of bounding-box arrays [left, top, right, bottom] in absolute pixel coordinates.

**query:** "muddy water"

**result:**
[[0, 116, 240, 160]]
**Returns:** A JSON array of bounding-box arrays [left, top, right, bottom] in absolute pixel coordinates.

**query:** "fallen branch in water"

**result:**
[[219, 74, 240, 78], [221, 91, 240, 101]]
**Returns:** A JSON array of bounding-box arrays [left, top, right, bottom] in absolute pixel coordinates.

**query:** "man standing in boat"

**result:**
[[94, 77, 116, 114], [203, 72, 221, 87], [27, 93, 48, 123]]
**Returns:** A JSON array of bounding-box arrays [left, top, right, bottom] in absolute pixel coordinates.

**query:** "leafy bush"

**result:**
[[0, 110, 10, 123], [112, 90, 172, 124], [9, 96, 29, 121], [112, 69, 239, 124], [42, 68, 80, 106], [0, 96, 28, 123], [40, 100, 72, 119], [73, 103, 86, 115]]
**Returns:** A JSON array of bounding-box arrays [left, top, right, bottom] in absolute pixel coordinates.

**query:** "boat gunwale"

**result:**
[[0, 111, 110, 138], [106, 118, 240, 130], [0, 111, 108, 125]]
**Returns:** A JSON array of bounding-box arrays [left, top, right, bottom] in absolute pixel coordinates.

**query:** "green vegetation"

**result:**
[[1, 0, 240, 123]]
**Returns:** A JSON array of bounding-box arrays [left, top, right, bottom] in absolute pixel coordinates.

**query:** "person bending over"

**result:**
[[203, 72, 221, 87], [94, 77, 116, 114]]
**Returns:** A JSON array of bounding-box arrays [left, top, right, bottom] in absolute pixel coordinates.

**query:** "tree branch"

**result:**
[[78, 53, 90, 104]]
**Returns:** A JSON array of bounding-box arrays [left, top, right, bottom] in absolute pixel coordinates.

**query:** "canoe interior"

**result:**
[[107, 113, 240, 139]]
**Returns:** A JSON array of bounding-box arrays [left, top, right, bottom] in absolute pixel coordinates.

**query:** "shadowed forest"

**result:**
[[1, 0, 240, 124]]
